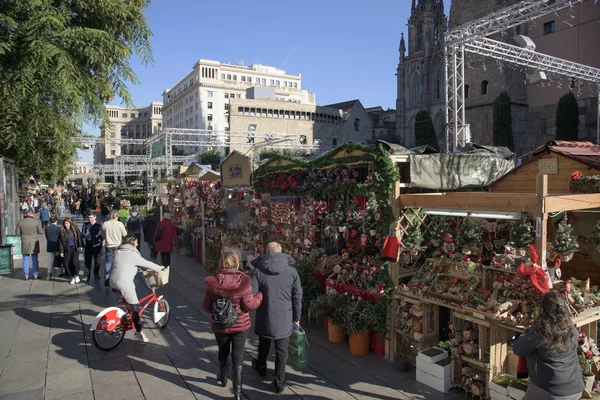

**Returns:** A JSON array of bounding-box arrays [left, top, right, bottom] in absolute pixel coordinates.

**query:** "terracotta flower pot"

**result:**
[[349, 329, 371, 356], [327, 320, 347, 343]]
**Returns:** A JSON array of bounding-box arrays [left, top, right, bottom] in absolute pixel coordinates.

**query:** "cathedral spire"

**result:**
[[399, 33, 406, 62], [412, 0, 416, 12]]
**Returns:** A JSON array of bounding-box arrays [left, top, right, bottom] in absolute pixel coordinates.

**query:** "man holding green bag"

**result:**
[[251, 242, 303, 394]]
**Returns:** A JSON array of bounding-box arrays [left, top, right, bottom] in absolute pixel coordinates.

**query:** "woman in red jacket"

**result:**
[[203, 252, 263, 400], [153, 213, 179, 267]]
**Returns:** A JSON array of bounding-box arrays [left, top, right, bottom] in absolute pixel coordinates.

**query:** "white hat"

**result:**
[[163, 213, 171, 220]]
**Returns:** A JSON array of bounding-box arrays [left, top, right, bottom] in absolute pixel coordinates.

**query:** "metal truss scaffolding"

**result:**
[[444, 0, 600, 152]]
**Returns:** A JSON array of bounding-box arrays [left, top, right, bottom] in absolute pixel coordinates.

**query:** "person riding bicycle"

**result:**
[[109, 235, 164, 343]]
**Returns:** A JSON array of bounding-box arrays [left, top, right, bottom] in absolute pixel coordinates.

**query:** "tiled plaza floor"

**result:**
[[0, 215, 464, 400]]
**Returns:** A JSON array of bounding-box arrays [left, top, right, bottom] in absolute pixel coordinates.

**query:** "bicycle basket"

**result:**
[[142, 266, 170, 289]]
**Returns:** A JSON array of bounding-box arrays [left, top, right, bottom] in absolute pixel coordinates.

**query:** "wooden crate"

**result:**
[[394, 293, 439, 364]]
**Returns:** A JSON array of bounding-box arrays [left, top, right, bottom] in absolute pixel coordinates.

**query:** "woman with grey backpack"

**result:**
[[202, 252, 263, 400]]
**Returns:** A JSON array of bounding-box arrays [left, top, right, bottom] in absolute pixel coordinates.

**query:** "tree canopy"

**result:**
[[0, 0, 153, 181], [414, 110, 439, 151], [197, 149, 221, 170], [493, 91, 514, 151], [555, 91, 579, 141]]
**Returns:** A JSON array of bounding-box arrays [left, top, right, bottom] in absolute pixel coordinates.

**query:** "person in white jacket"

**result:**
[[110, 235, 163, 343]]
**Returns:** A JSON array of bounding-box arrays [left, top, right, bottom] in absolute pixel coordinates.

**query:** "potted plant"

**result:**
[[346, 300, 374, 356], [428, 216, 450, 248], [549, 217, 579, 262], [458, 216, 483, 255], [510, 212, 533, 257], [311, 294, 349, 343], [403, 226, 426, 257]]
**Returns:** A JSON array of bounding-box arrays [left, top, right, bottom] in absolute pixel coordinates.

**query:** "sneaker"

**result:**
[[273, 381, 286, 394], [104, 278, 110, 287], [84, 275, 90, 283], [134, 331, 149, 343], [69, 278, 76, 285], [75, 276, 81, 284]]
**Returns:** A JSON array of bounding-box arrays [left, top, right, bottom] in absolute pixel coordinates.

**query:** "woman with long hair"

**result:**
[[203, 252, 263, 400], [513, 291, 584, 399], [58, 217, 84, 284]]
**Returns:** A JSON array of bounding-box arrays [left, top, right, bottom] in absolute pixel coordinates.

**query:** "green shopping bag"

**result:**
[[287, 324, 308, 369]]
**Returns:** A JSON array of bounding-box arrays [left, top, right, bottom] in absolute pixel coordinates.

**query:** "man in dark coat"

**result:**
[[142, 211, 159, 260], [45, 217, 61, 279], [251, 242, 303, 393]]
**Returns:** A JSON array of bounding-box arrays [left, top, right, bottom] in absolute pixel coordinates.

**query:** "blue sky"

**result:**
[[79, 0, 451, 163]]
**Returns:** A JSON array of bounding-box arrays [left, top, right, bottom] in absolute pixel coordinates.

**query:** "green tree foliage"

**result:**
[[556, 91, 579, 141], [493, 91, 514, 151], [510, 212, 533, 249], [0, 0, 153, 181], [197, 149, 221, 169], [414, 110, 439, 151]]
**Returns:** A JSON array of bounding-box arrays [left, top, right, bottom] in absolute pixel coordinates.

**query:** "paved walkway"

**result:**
[[0, 216, 463, 400]]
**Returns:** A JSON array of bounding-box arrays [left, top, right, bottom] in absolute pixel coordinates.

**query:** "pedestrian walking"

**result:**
[[203, 252, 263, 400], [33, 197, 39, 213], [58, 217, 83, 284], [74, 199, 81, 217], [102, 210, 127, 286], [250, 242, 303, 393], [81, 212, 103, 282], [126, 207, 143, 251], [142, 210, 159, 259], [118, 205, 129, 224], [513, 291, 584, 399], [16, 210, 44, 280], [39, 205, 50, 229], [153, 213, 179, 267], [45, 217, 61, 280], [21, 201, 28, 218]]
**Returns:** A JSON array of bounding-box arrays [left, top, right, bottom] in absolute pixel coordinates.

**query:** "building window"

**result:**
[[207, 114, 213, 121], [208, 102, 213, 109], [208, 125, 213, 131], [417, 23, 423, 50], [247, 77, 252, 82], [332, 138, 337, 146], [465, 84, 470, 98], [207, 91, 213, 97], [241, 76, 246, 82], [227, 74, 231, 80], [236, 94, 241, 98], [270, 79, 275, 85], [261, 78, 266, 84], [221, 73, 225, 79], [110, 133, 116, 138], [276, 80, 280, 86], [481, 80, 489, 95], [225, 93, 229, 98], [224, 103, 229, 111], [111, 150, 116, 155], [544, 21, 555, 35], [284, 81, 288, 87], [412, 75, 421, 104], [294, 82, 298, 88], [230, 93, 235, 98], [122, 113, 128, 118]]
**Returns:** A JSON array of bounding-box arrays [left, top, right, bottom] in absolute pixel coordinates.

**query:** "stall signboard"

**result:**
[[5, 235, 21, 259], [0, 245, 13, 274]]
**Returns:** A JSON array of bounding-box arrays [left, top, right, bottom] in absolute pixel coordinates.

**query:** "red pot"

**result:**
[[371, 332, 386, 358]]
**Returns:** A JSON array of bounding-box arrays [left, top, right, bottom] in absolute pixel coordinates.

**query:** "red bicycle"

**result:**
[[90, 268, 171, 351]]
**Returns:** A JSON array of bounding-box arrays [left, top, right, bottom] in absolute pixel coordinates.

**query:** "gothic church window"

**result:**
[[435, 67, 444, 99], [417, 23, 424, 50], [481, 80, 488, 95], [412, 75, 421, 104]]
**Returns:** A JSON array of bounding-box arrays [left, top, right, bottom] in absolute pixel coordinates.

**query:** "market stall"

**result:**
[[390, 176, 600, 399]]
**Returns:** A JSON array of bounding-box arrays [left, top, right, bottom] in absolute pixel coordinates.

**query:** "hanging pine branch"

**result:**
[[510, 212, 534, 249], [403, 226, 426, 252], [458, 216, 483, 247]]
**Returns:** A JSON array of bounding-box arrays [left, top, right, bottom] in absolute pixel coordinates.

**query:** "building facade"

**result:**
[[366, 106, 397, 143], [397, 0, 600, 155], [94, 102, 163, 164], [67, 162, 94, 185], [161, 60, 316, 144], [228, 98, 373, 155]]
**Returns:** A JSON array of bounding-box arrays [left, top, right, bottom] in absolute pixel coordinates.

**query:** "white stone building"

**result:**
[[161, 59, 316, 143], [94, 102, 163, 164]]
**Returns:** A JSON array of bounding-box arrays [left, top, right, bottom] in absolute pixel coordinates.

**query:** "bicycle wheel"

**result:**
[[154, 298, 170, 328], [92, 328, 125, 351]]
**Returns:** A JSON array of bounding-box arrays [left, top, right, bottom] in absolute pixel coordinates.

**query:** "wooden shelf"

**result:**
[[459, 355, 489, 371]]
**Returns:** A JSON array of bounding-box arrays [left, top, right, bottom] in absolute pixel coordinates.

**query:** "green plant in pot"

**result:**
[[346, 300, 375, 356], [549, 217, 579, 262], [311, 294, 350, 343]]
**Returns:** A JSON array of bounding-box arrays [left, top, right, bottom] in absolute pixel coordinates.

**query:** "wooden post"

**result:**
[[535, 175, 548, 270], [200, 199, 206, 266], [388, 177, 401, 361]]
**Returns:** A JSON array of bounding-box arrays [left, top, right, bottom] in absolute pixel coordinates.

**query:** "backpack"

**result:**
[[127, 216, 141, 232], [154, 224, 163, 242], [211, 297, 238, 329]]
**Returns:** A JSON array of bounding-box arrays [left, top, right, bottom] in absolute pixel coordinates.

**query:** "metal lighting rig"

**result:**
[[444, 0, 600, 152]]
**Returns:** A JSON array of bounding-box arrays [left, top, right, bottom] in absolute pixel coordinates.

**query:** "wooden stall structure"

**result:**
[[391, 174, 600, 399], [490, 140, 600, 283]]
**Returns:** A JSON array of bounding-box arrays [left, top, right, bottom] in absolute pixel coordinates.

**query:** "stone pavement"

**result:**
[[0, 216, 464, 400]]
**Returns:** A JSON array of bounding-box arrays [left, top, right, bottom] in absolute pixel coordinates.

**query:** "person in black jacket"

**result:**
[[81, 211, 103, 282], [250, 242, 303, 394], [58, 217, 84, 284], [44, 217, 61, 280], [141, 211, 159, 260]]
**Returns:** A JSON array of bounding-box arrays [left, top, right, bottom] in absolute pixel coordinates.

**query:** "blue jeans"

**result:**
[[104, 247, 116, 277], [23, 254, 39, 279]]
